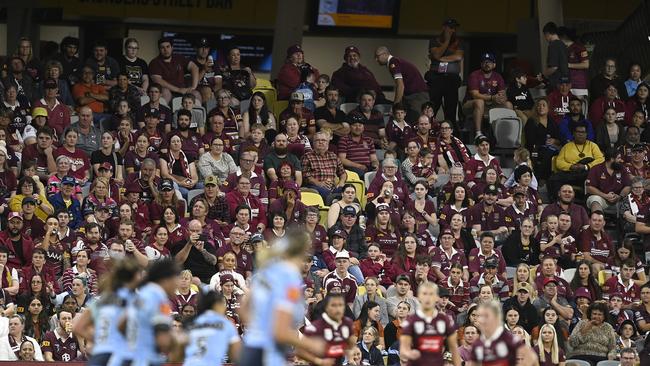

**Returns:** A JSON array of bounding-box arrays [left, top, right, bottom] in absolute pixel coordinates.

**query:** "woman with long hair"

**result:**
[[81, 177, 118, 220], [124, 133, 159, 175], [327, 184, 360, 228], [158, 205, 188, 245], [604, 237, 647, 285], [569, 260, 603, 302], [209, 251, 247, 295], [262, 211, 287, 242], [595, 106, 625, 151], [352, 301, 385, 350], [627, 81, 649, 126], [55, 128, 90, 184], [383, 300, 409, 349], [150, 179, 186, 226], [406, 179, 438, 233], [144, 226, 172, 261], [16, 274, 54, 317], [439, 182, 471, 230], [400, 210, 436, 254], [60, 249, 98, 296], [91, 132, 124, 182], [364, 203, 401, 257], [268, 162, 299, 205], [531, 307, 569, 350], [23, 297, 50, 344], [72, 258, 141, 366], [197, 136, 237, 183], [239, 229, 327, 365], [284, 116, 312, 159], [512, 263, 537, 298], [160, 134, 200, 200], [352, 277, 389, 326], [505, 306, 521, 331], [170, 269, 199, 314], [524, 98, 561, 180], [448, 212, 475, 255], [242, 91, 276, 141]]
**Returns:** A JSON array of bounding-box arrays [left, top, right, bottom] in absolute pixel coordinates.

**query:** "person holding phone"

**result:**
[[171, 219, 218, 285]]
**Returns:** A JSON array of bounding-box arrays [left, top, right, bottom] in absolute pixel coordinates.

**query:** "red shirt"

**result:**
[[578, 229, 613, 264], [467, 248, 506, 275], [589, 96, 627, 127], [337, 134, 374, 168], [54, 147, 90, 181], [464, 154, 503, 183], [466, 202, 506, 232], [22, 144, 51, 177], [364, 225, 401, 257], [387, 56, 428, 96], [440, 278, 470, 314], [431, 247, 467, 277], [149, 54, 190, 89], [567, 42, 589, 89], [470, 327, 524, 366], [586, 162, 631, 194], [466, 69, 505, 99], [546, 90, 575, 123]]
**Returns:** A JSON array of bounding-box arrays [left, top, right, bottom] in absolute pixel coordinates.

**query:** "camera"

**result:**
[[384, 188, 392, 197]]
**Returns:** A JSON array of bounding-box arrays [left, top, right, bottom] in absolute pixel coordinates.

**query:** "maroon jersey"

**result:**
[[470, 327, 524, 366], [466, 202, 506, 232], [41, 330, 80, 362], [323, 271, 358, 305], [171, 289, 199, 313], [364, 225, 401, 257], [401, 310, 457, 366], [303, 314, 353, 365], [309, 224, 328, 255], [577, 229, 614, 264]]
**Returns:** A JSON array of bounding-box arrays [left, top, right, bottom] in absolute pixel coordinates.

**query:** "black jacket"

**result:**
[[503, 296, 540, 333]]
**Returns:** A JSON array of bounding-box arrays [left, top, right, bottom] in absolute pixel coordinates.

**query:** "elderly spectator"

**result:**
[[277, 44, 319, 100], [462, 52, 508, 138], [223, 150, 268, 205], [48, 177, 82, 230], [590, 82, 627, 126], [567, 302, 617, 364], [136, 83, 173, 131], [54, 128, 91, 185], [64, 106, 101, 157], [118, 37, 150, 94], [590, 58, 627, 101], [374, 46, 428, 120], [149, 37, 201, 104], [585, 148, 630, 212], [337, 114, 379, 177], [208, 89, 242, 142], [620, 177, 649, 233], [72, 66, 109, 120], [301, 131, 347, 202], [547, 123, 604, 201], [578, 211, 614, 274], [557, 97, 595, 144], [225, 175, 266, 231], [330, 45, 385, 103], [170, 219, 217, 284], [367, 157, 410, 203]]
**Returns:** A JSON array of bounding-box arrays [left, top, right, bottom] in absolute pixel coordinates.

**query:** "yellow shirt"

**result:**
[[555, 140, 605, 172]]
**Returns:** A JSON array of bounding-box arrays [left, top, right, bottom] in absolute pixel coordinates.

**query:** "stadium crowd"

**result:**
[[0, 17, 647, 366]]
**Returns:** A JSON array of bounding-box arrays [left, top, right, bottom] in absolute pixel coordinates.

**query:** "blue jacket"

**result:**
[[48, 192, 82, 229], [558, 114, 595, 144]]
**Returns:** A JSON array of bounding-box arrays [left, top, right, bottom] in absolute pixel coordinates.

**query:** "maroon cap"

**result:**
[[286, 44, 303, 57], [543, 277, 559, 287], [439, 229, 454, 238], [220, 274, 235, 284], [331, 229, 348, 240], [99, 162, 113, 171], [124, 182, 142, 194], [575, 287, 592, 301], [283, 181, 300, 194], [7, 212, 22, 221], [344, 45, 360, 58], [325, 278, 342, 293]]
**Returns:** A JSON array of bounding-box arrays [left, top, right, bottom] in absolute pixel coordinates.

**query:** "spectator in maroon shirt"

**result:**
[[337, 114, 380, 178], [590, 82, 627, 127], [42, 310, 79, 362], [331, 45, 386, 103], [463, 52, 508, 138], [547, 77, 576, 123], [148, 37, 201, 104], [374, 46, 429, 121], [578, 210, 614, 274], [585, 148, 631, 212], [22, 127, 57, 183], [540, 184, 590, 236], [277, 44, 320, 100]]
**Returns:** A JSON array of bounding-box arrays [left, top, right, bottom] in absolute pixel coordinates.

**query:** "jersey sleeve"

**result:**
[[273, 268, 303, 312], [389, 59, 403, 80], [400, 316, 414, 337]]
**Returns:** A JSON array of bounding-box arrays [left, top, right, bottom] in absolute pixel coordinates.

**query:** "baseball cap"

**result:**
[[7, 212, 23, 221], [543, 277, 559, 287], [442, 18, 460, 27], [475, 134, 490, 145], [439, 229, 454, 238], [286, 44, 303, 57], [249, 233, 264, 243], [375, 203, 389, 213], [515, 282, 532, 293], [159, 179, 174, 192], [98, 162, 113, 171], [290, 92, 304, 102], [484, 184, 498, 195], [144, 108, 160, 119], [21, 196, 37, 206], [481, 52, 496, 63], [559, 76, 571, 84], [395, 274, 410, 284], [438, 287, 450, 298], [344, 45, 360, 58], [204, 175, 219, 186], [220, 274, 234, 284], [341, 205, 357, 216], [283, 181, 300, 194], [325, 278, 342, 293], [574, 287, 592, 301], [61, 176, 76, 186], [43, 78, 58, 90], [96, 202, 111, 212], [513, 186, 527, 197], [484, 257, 499, 268], [335, 250, 350, 260], [348, 113, 365, 125], [31, 107, 48, 119], [331, 229, 348, 240], [197, 37, 210, 48]]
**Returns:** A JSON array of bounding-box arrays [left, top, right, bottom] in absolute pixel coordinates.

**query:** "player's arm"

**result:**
[[72, 307, 94, 341], [228, 338, 242, 364], [399, 334, 420, 362], [517, 344, 539, 366], [447, 332, 462, 366]]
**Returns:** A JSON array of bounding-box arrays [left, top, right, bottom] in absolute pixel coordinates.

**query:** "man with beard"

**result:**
[[578, 211, 614, 274], [558, 96, 595, 144], [188, 176, 229, 225], [586, 148, 631, 212], [165, 109, 203, 160], [0, 212, 34, 269], [263, 133, 303, 186], [331, 46, 386, 103], [346, 90, 385, 147], [71, 222, 109, 276], [136, 83, 173, 132], [541, 185, 590, 235], [547, 123, 604, 201], [314, 86, 350, 139], [107, 219, 148, 267], [618, 127, 648, 163], [337, 114, 379, 177], [466, 184, 508, 238], [223, 150, 268, 205], [124, 158, 160, 203], [85, 40, 120, 87], [148, 37, 201, 105]]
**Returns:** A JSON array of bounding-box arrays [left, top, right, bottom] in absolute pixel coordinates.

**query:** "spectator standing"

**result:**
[[331, 46, 385, 103], [559, 27, 590, 90], [277, 44, 319, 100], [149, 37, 201, 104], [118, 38, 150, 94], [52, 36, 81, 85], [539, 22, 569, 90]]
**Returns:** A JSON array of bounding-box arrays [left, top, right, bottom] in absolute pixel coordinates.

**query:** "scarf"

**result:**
[[168, 149, 190, 178]]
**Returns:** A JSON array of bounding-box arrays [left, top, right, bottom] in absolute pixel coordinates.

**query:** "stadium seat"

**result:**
[[255, 78, 273, 89], [340, 103, 359, 114], [566, 360, 591, 366], [595, 361, 620, 366], [597, 270, 607, 286], [140, 95, 150, 106], [346, 170, 361, 182], [171, 96, 182, 112], [253, 79, 278, 113], [345, 170, 365, 207], [530, 87, 547, 99], [364, 171, 376, 191], [186, 189, 204, 206], [489, 108, 521, 149], [319, 205, 329, 226], [561, 268, 576, 283], [274, 100, 288, 116], [301, 191, 325, 207]]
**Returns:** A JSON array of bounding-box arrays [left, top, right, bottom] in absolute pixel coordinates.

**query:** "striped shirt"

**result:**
[[338, 134, 374, 168], [578, 229, 613, 264]]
